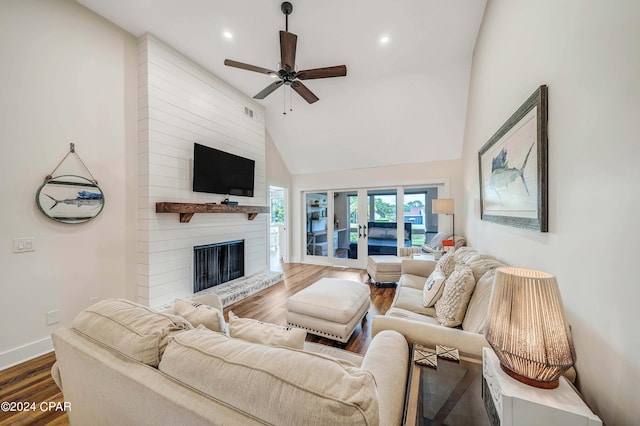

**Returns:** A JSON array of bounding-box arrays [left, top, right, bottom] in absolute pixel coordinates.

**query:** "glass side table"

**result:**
[[404, 343, 490, 425]]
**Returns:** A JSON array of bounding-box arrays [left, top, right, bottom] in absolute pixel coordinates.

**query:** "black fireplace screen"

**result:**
[[193, 240, 244, 293]]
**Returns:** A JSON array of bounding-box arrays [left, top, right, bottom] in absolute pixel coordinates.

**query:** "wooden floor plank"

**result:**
[[0, 352, 68, 426], [0, 261, 395, 425]]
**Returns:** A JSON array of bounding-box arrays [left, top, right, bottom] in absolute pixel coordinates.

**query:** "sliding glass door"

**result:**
[[304, 190, 367, 267], [331, 190, 367, 267], [303, 185, 441, 268], [365, 189, 404, 257]]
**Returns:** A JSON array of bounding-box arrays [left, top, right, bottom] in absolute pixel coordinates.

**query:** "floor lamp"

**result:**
[[432, 198, 454, 247]]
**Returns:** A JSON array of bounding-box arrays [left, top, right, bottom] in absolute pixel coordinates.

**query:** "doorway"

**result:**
[[269, 186, 287, 271]]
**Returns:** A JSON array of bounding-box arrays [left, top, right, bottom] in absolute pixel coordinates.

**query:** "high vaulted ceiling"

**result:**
[[76, 0, 486, 175]]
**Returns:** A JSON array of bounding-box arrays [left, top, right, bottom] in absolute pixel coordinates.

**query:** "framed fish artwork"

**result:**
[[36, 175, 105, 224], [478, 85, 548, 232]]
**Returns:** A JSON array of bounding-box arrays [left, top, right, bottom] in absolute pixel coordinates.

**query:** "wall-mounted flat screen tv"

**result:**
[[193, 143, 255, 197]]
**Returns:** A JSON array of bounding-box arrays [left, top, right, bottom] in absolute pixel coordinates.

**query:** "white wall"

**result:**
[[0, 0, 138, 368], [461, 1, 640, 424], [265, 130, 292, 262], [291, 159, 462, 262], [265, 131, 292, 189], [137, 35, 268, 307]]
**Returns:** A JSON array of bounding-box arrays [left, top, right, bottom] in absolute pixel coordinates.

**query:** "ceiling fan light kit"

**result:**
[[224, 2, 347, 112]]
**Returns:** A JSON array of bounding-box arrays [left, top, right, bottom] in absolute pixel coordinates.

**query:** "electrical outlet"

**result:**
[[13, 237, 35, 253], [46, 310, 60, 325]]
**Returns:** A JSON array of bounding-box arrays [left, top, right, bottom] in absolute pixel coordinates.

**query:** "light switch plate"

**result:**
[[13, 237, 35, 253]]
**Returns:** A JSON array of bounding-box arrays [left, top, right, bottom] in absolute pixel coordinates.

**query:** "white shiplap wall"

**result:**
[[137, 34, 267, 307]]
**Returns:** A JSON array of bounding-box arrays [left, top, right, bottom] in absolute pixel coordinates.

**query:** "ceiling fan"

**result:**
[[224, 2, 347, 106]]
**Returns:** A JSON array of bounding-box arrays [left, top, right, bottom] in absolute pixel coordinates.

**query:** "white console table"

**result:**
[[482, 348, 601, 426]]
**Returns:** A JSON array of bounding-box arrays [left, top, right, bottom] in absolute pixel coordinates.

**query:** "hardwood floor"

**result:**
[[0, 351, 68, 426], [0, 262, 396, 425]]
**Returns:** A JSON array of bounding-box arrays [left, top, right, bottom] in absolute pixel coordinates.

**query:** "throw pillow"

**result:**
[[434, 263, 476, 327], [173, 299, 225, 333], [436, 251, 456, 277], [462, 269, 497, 333], [453, 236, 467, 249], [228, 311, 306, 350], [422, 269, 447, 307]]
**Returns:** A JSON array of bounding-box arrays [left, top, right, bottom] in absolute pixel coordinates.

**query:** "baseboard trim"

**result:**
[[0, 337, 54, 371]]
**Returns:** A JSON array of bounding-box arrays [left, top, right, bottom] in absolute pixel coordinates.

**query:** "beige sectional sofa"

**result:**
[[51, 295, 409, 426], [372, 247, 506, 357]]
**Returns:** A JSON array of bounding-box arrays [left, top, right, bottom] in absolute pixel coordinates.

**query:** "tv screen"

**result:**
[[193, 143, 255, 197]]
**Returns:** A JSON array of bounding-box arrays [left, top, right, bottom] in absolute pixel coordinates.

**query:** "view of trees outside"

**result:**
[[405, 199, 424, 211], [349, 196, 358, 227], [372, 195, 396, 222], [271, 197, 284, 224]]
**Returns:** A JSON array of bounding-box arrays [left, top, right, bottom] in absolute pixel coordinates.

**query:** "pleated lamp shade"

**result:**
[[485, 267, 576, 389]]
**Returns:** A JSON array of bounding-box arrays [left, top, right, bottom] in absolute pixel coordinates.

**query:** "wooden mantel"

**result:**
[[155, 202, 269, 223]]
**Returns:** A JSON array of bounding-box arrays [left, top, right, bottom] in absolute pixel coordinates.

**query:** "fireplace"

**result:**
[[193, 240, 245, 293]]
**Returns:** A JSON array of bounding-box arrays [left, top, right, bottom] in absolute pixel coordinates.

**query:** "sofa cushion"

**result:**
[[462, 269, 497, 333], [399, 273, 429, 290], [385, 307, 440, 325], [71, 298, 192, 367], [435, 264, 476, 327], [172, 299, 225, 333], [159, 328, 380, 426], [422, 269, 447, 308], [394, 287, 436, 317], [228, 311, 307, 349]]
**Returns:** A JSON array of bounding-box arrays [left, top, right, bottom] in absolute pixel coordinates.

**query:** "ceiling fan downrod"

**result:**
[[281, 2, 293, 32]]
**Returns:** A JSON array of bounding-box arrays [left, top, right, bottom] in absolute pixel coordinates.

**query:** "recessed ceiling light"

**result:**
[[223, 31, 233, 40], [379, 36, 390, 45]]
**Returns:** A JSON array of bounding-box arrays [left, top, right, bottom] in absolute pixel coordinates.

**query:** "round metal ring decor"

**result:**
[[36, 175, 105, 224]]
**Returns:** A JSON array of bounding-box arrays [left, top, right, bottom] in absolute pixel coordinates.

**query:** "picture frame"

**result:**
[[478, 85, 548, 232], [36, 175, 105, 224]]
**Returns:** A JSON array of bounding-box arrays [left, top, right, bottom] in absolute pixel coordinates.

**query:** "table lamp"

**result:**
[[432, 198, 455, 248], [485, 267, 575, 389]]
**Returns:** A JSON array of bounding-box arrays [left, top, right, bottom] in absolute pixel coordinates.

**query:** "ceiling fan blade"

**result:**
[[224, 59, 277, 75], [297, 65, 347, 80], [291, 81, 319, 104], [280, 31, 297, 72], [253, 80, 284, 99]]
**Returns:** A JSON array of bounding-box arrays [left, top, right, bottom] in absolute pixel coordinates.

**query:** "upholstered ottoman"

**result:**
[[286, 278, 371, 343], [367, 255, 403, 284]]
